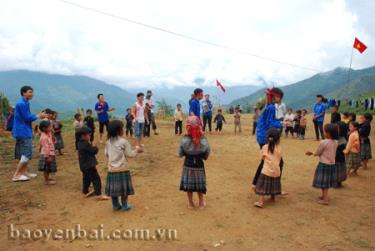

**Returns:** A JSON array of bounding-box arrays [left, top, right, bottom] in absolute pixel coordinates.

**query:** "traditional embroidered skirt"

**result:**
[[312, 162, 337, 188], [255, 173, 281, 195], [179, 166, 207, 194], [105, 171, 135, 197], [54, 133, 64, 150], [38, 155, 57, 173], [335, 161, 347, 184], [346, 152, 361, 171], [360, 140, 372, 160]]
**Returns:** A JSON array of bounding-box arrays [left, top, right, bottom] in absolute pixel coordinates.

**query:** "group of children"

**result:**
[[250, 87, 374, 208], [29, 86, 373, 212], [34, 109, 65, 185]]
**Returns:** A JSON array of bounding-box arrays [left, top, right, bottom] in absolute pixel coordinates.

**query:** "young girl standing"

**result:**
[[52, 111, 64, 155], [254, 128, 282, 208], [179, 116, 210, 209], [359, 113, 372, 169], [105, 120, 142, 211], [306, 124, 338, 205], [284, 108, 294, 138], [344, 121, 361, 175], [38, 120, 57, 185], [335, 122, 348, 187], [300, 109, 307, 140], [234, 108, 242, 134]]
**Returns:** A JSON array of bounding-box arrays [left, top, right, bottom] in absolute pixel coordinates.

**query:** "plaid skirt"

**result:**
[[38, 155, 57, 173], [105, 171, 134, 197], [54, 133, 64, 150], [346, 152, 361, 171], [312, 162, 337, 188], [179, 166, 207, 194], [335, 161, 347, 184], [360, 141, 372, 160], [255, 173, 281, 195]]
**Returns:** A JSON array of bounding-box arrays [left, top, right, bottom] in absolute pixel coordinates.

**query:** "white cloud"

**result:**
[[0, 0, 373, 89]]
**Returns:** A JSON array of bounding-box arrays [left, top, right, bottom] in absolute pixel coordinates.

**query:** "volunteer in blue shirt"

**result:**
[[12, 86, 46, 182], [202, 94, 214, 133], [189, 88, 203, 118], [95, 93, 115, 143], [313, 94, 326, 140]]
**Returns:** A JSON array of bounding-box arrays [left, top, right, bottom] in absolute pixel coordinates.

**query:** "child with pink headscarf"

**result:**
[[179, 116, 210, 209]]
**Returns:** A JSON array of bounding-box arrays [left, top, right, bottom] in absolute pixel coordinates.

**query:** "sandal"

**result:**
[[12, 175, 30, 182], [254, 202, 264, 208], [84, 191, 95, 197], [317, 200, 329, 205], [95, 195, 110, 201], [45, 180, 56, 185]]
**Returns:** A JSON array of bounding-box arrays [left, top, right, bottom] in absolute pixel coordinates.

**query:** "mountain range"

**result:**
[[1, 66, 374, 119], [0, 70, 260, 118], [230, 66, 375, 110], [0, 70, 134, 118]]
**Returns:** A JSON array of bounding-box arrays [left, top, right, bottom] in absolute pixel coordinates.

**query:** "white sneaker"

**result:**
[[12, 175, 30, 182], [26, 173, 38, 178]]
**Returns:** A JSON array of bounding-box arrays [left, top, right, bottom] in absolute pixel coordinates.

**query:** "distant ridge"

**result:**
[[229, 66, 375, 110]]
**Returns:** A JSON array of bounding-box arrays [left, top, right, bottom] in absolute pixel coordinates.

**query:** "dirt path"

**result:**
[[1, 114, 374, 251]]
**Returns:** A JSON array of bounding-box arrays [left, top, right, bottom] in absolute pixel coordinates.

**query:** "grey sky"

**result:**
[[0, 0, 373, 88]]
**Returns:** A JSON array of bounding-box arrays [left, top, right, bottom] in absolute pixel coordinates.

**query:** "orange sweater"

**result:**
[[344, 131, 360, 154]]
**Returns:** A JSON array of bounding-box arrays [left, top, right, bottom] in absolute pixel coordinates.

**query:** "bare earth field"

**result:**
[[0, 114, 374, 251]]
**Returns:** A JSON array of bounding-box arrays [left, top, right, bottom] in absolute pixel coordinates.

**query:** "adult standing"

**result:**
[[95, 93, 114, 143], [313, 94, 326, 140], [145, 90, 158, 135], [189, 88, 203, 117], [201, 94, 214, 133], [12, 86, 46, 182]]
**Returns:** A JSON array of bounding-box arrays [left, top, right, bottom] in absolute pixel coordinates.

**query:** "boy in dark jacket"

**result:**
[[77, 127, 108, 200]]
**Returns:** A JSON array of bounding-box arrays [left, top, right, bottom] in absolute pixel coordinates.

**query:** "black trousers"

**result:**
[[313, 121, 325, 140], [82, 168, 102, 195], [203, 115, 212, 132], [252, 122, 257, 135], [300, 127, 306, 136], [285, 126, 294, 136], [175, 121, 182, 135], [75, 132, 80, 150], [150, 113, 157, 130], [144, 123, 151, 137], [126, 124, 133, 137], [252, 158, 284, 186], [215, 122, 223, 132]]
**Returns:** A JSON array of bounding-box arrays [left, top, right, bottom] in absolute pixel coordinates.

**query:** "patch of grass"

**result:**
[[352, 239, 375, 250]]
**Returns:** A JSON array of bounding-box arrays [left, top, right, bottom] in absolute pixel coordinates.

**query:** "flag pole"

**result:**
[[346, 46, 354, 84]]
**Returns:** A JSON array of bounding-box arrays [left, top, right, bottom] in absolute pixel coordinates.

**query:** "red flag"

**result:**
[[216, 79, 225, 93], [353, 37, 367, 54]]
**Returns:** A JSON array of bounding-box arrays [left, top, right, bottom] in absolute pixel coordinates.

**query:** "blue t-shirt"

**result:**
[[6, 112, 14, 130], [189, 99, 201, 118], [313, 102, 326, 122], [95, 101, 110, 123], [256, 103, 283, 146], [202, 100, 213, 116], [13, 97, 37, 139]]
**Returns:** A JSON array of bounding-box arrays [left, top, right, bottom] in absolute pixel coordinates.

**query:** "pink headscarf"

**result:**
[[186, 116, 203, 147]]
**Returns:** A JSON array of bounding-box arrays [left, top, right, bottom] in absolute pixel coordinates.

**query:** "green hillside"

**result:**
[[0, 70, 135, 118], [230, 66, 375, 111]]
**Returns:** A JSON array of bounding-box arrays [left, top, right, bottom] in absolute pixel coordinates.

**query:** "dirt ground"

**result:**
[[0, 114, 374, 251]]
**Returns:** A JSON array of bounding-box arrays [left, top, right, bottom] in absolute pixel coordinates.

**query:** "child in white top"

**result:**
[[105, 120, 142, 211], [284, 108, 295, 138]]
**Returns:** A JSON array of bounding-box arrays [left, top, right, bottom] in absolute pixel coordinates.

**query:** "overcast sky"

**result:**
[[0, 0, 373, 88]]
